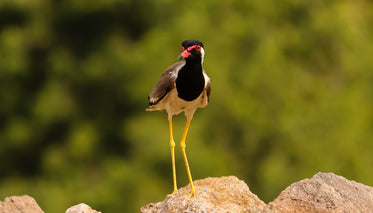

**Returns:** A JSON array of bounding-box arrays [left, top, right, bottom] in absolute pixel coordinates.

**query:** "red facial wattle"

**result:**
[[178, 45, 202, 59], [180, 49, 192, 59]]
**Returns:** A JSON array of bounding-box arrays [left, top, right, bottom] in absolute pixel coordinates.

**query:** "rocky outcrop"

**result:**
[[0, 196, 100, 213], [140, 176, 266, 213], [65, 203, 101, 213], [2, 172, 373, 213], [142, 172, 373, 213], [0, 195, 44, 213], [263, 172, 373, 213]]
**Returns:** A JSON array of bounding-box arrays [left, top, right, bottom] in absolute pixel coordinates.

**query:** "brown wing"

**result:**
[[148, 61, 185, 106], [203, 70, 211, 103]]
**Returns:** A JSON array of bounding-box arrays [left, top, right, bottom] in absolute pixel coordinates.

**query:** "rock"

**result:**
[[140, 176, 266, 213], [0, 195, 44, 213], [3, 173, 373, 213], [264, 172, 373, 213], [65, 203, 101, 213], [141, 173, 373, 213]]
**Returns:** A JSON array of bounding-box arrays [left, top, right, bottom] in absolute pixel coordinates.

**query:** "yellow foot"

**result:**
[[167, 189, 178, 196], [188, 190, 197, 198]]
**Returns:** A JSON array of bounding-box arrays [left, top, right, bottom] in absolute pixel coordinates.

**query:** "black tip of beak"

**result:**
[[177, 54, 183, 60]]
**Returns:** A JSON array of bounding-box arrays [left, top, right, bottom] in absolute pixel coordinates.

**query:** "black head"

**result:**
[[177, 39, 205, 61], [181, 39, 204, 49]]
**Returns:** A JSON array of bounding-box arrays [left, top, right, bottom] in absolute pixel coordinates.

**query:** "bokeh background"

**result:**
[[1, 0, 373, 212]]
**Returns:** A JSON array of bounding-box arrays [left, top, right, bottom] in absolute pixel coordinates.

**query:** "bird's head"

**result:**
[[177, 40, 205, 63]]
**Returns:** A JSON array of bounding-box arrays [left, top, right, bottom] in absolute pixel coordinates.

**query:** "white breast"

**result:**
[[147, 87, 209, 120]]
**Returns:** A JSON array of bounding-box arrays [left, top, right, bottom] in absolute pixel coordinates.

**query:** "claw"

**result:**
[[167, 189, 178, 197], [188, 190, 197, 198]]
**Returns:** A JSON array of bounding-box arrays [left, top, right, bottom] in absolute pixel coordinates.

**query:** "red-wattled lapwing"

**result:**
[[147, 40, 211, 198]]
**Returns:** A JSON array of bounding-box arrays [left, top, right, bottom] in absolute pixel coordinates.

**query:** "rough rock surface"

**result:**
[[65, 203, 101, 213], [142, 173, 373, 213], [140, 176, 266, 213], [263, 172, 373, 213], [0, 195, 44, 213], [2, 173, 373, 213]]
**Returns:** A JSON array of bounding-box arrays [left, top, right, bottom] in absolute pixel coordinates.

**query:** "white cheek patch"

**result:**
[[200, 47, 205, 64]]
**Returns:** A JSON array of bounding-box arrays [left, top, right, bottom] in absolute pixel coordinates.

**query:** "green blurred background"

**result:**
[[1, 0, 373, 212]]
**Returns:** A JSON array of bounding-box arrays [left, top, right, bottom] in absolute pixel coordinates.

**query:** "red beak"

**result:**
[[177, 49, 191, 60]]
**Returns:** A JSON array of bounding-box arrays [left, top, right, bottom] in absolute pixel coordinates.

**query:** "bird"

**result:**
[[146, 39, 211, 198]]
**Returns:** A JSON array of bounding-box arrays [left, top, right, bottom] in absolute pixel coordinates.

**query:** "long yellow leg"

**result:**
[[180, 120, 196, 198], [169, 119, 177, 194]]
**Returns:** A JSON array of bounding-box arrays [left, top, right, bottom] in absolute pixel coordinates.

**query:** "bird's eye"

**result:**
[[195, 45, 201, 51]]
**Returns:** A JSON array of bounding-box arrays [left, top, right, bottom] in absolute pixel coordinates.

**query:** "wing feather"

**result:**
[[148, 61, 185, 106]]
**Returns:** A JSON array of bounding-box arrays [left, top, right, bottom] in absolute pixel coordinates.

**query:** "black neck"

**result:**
[[184, 58, 202, 72], [176, 59, 205, 101]]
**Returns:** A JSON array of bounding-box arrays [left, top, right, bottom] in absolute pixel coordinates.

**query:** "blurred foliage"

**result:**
[[1, 0, 373, 212]]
